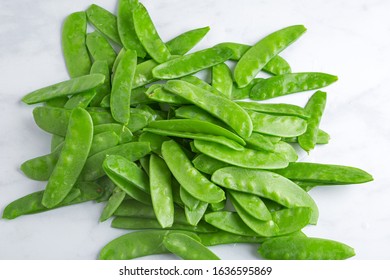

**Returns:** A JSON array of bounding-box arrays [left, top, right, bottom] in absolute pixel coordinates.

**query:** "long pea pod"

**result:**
[[231, 78, 263, 100], [63, 89, 96, 109], [236, 101, 309, 119], [228, 190, 272, 221], [166, 26, 210, 55], [181, 75, 225, 97], [199, 231, 266, 246], [99, 188, 126, 222], [138, 131, 170, 155], [174, 105, 227, 127], [184, 199, 208, 226], [284, 129, 330, 145], [204, 211, 259, 236], [133, 59, 159, 88], [89, 60, 111, 107], [192, 154, 230, 175], [212, 63, 233, 99], [86, 31, 117, 69], [271, 207, 312, 236], [180, 187, 200, 210], [146, 85, 190, 105], [244, 132, 277, 152]]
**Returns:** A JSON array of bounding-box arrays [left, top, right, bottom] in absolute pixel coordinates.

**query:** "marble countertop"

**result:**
[[0, 0, 389, 260]]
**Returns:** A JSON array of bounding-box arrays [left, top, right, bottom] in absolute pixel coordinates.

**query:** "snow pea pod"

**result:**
[[180, 75, 225, 97], [272, 207, 312, 236], [274, 141, 298, 162], [180, 187, 200, 211], [184, 199, 208, 226], [273, 162, 373, 185], [250, 72, 338, 100], [86, 31, 117, 70], [231, 78, 263, 100], [99, 188, 126, 222], [146, 85, 190, 105], [111, 49, 137, 124], [133, 3, 171, 63], [244, 132, 277, 152], [133, 59, 158, 88], [64, 89, 96, 109], [89, 131, 120, 156], [234, 25, 306, 87], [22, 74, 105, 105], [284, 129, 330, 144], [204, 211, 259, 236], [152, 46, 233, 79], [166, 26, 210, 55], [138, 131, 170, 155], [258, 236, 355, 260], [192, 154, 230, 175], [194, 140, 289, 170], [89, 60, 111, 107], [94, 123, 133, 143], [161, 140, 225, 204], [228, 190, 272, 221], [51, 135, 64, 152], [211, 167, 319, 224], [126, 113, 150, 132], [174, 105, 227, 127], [164, 80, 252, 138], [62, 12, 91, 78], [117, 0, 146, 57], [42, 108, 93, 208], [163, 233, 220, 260], [199, 231, 266, 246], [236, 101, 309, 119], [212, 63, 233, 99]]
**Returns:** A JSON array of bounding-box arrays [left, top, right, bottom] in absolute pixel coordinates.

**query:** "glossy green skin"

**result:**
[[62, 12, 91, 78], [244, 132, 276, 152], [211, 167, 319, 224], [86, 4, 122, 45], [228, 190, 272, 221], [192, 154, 230, 175], [138, 131, 170, 155], [45, 96, 69, 108], [231, 78, 263, 100], [99, 230, 200, 260], [114, 199, 156, 217], [51, 135, 65, 152], [258, 236, 355, 260], [163, 233, 220, 260], [272, 207, 312, 236], [298, 91, 327, 152], [42, 108, 93, 208], [236, 101, 309, 119], [185, 200, 208, 226], [166, 26, 210, 55], [212, 63, 233, 99], [234, 25, 306, 87], [152, 46, 233, 79], [147, 85, 189, 105], [90, 60, 111, 107], [164, 80, 253, 138], [87, 107, 116, 124], [199, 231, 266, 246], [274, 141, 298, 162], [133, 59, 158, 88], [81, 142, 151, 181], [117, 0, 146, 57], [250, 72, 338, 100], [248, 110, 307, 138], [126, 113, 150, 132], [64, 89, 96, 109], [99, 188, 126, 222], [204, 211, 259, 236], [181, 76, 225, 97], [149, 154, 174, 228], [89, 131, 120, 156], [194, 140, 289, 170], [94, 123, 133, 144], [133, 3, 171, 63], [161, 140, 225, 204], [111, 48, 125, 79], [180, 187, 200, 210], [22, 74, 105, 104], [174, 105, 227, 127], [86, 31, 117, 70], [111, 50, 137, 124], [284, 129, 330, 144], [273, 162, 373, 185]]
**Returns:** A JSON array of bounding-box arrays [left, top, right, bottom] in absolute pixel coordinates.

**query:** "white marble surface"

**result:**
[[0, 0, 389, 260]]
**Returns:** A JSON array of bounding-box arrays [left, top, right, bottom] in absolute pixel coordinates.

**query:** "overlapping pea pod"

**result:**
[[99, 187, 126, 222], [166, 26, 210, 55], [86, 31, 117, 70]]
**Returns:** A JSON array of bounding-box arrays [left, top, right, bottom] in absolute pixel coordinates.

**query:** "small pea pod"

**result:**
[[228, 190, 272, 221], [133, 59, 159, 88], [212, 63, 233, 99], [94, 123, 133, 143], [231, 78, 263, 100], [199, 231, 266, 246], [138, 131, 170, 155], [244, 132, 277, 152], [192, 154, 230, 175], [86, 31, 117, 69], [146, 84, 189, 105], [89, 60, 111, 107], [64, 89, 96, 109], [271, 207, 312, 236], [89, 131, 120, 156], [181, 76, 225, 97], [184, 199, 208, 226], [99, 188, 126, 222], [166, 26, 210, 55], [204, 211, 259, 236], [236, 101, 309, 119], [284, 129, 330, 145]]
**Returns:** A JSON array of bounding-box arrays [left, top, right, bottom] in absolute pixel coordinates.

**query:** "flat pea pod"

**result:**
[[45, 96, 69, 108], [247, 110, 307, 137], [273, 141, 298, 162], [273, 162, 373, 185], [126, 113, 150, 132], [164, 80, 252, 138], [244, 132, 277, 152], [236, 101, 309, 119], [228, 190, 272, 221], [192, 154, 230, 175], [117, 0, 146, 58], [212, 63, 233, 99], [98, 230, 200, 260], [194, 140, 289, 170], [111, 49, 137, 124], [42, 108, 93, 208], [99, 188, 126, 222], [234, 25, 306, 87], [133, 59, 158, 88], [62, 12, 91, 78], [163, 232, 220, 260], [231, 78, 263, 100], [149, 154, 174, 228], [114, 199, 156, 217], [204, 211, 259, 236], [138, 131, 170, 155], [180, 76, 225, 97], [94, 123, 133, 143], [64, 89, 96, 109], [166, 26, 210, 55], [89, 60, 111, 107], [89, 131, 120, 156], [86, 31, 117, 70], [180, 187, 199, 210], [199, 231, 266, 246], [258, 236, 355, 260], [86, 4, 122, 45], [133, 3, 171, 63], [211, 167, 319, 224], [284, 129, 330, 145], [298, 91, 327, 152], [271, 207, 312, 236], [51, 135, 65, 152], [250, 72, 338, 100], [174, 105, 227, 127], [22, 74, 105, 105], [87, 107, 117, 125], [152, 46, 233, 79], [184, 199, 208, 226], [161, 140, 225, 204], [146, 85, 190, 105]]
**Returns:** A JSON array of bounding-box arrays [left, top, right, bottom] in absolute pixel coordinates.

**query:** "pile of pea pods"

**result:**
[[3, 0, 373, 260]]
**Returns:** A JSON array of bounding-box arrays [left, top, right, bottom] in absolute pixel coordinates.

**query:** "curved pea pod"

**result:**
[[174, 105, 226, 127], [274, 141, 298, 162], [152, 46, 233, 79], [62, 12, 91, 78], [273, 162, 373, 185], [204, 211, 259, 236], [199, 231, 266, 246], [250, 72, 338, 100], [98, 230, 200, 260], [63, 89, 96, 109], [133, 3, 171, 63], [99, 188, 126, 222], [244, 132, 277, 152], [86, 31, 117, 70], [94, 123, 133, 143], [258, 236, 355, 260], [89, 60, 111, 107], [42, 108, 93, 208], [184, 199, 208, 226], [117, 0, 146, 58], [133, 59, 159, 88], [211, 167, 319, 224], [89, 131, 120, 156], [138, 131, 170, 155], [86, 4, 122, 45], [231, 78, 263, 100], [271, 207, 312, 236], [166, 26, 210, 55], [163, 233, 220, 260], [180, 76, 225, 97], [114, 199, 155, 218], [164, 80, 253, 138], [248, 110, 307, 137], [236, 101, 309, 119], [234, 25, 306, 87], [212, 63, 233, 99], [284, 129, 330, 144], [22, 74, 105, 104], [228, 190, 272, 221], [51, 135, 64, 152], [146, 85, 190, 105], [192, 154, 230, 175], [126, 113, 150, 132], [194, 140, 289, 170], [161, 140, 225, 204]]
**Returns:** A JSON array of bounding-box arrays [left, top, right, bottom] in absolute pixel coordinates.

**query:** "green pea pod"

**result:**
[[181, 76, 225, 97], [45, 96, 69, 108], [236, 101, 309, 119], [89, 60, 111, 107], [166, 26, 210, 55], [130, 87, 151, 105], [234, 25, 306, 87], [174, 105, 227, 127], [94, 123, 133, 144], [273, 141, 298, 162], [152, 46, 233, 79], [250, 72, 338, 100], [86, 4, 122, 45], [89, 131, 120, 156], [199, 231, 266, 246], [180, 187, 200, 210], [98, 230, 200, 260], [161, 140, 225, 204], [204, 211, 259, 236], [211, 167, 319, 224], [212, 63, 233, 99], [192, 154, 230, 175], [164, 80, 253, 138], [163, 233, 220, 260], [62, 12, 91, 78], [258, 236, 355, 260], [231, 78, 263, 100], [133, 59, 159, 88], [273, 162, 373, 185], [185, 199, 208, 226], [126, 113, 150, 132], [51, 135, 65, 152], [228, 190, 272, 221], [42, 108, 93, 208], [138, 131, 170, 155], [86, 31, 117, 70], [271, 207, 312, 236], [22, 74, 105, 104], [244, 132, 277, 152], [64, 89, 96, 109], [284, 129, 330, 145], [99, 188, 126, 222], [146, 85, 190, 105]]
